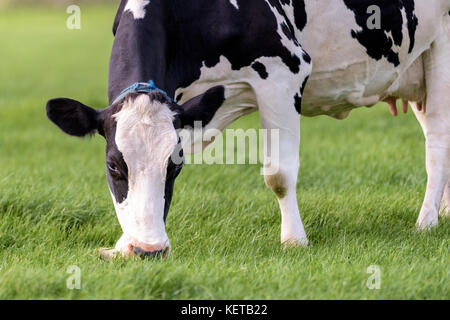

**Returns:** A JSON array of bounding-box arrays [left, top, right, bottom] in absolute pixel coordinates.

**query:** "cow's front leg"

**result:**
[[259, 96, 308, 247], [263, 152, 308, 247]]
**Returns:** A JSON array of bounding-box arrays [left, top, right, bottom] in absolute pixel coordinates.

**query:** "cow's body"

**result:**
[[110, 1, 446, 116], [47, 0, 450, 257]]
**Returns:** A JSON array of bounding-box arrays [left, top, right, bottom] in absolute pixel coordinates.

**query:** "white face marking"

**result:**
[[111, 95, 178, 248], [125, 0, 150, 20], [229, 0, 239, 10]]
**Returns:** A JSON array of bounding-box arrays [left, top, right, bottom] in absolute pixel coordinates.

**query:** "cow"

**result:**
[[46, 0, 450, 259]]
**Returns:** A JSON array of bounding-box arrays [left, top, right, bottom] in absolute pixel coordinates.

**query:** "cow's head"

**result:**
[[46, 86, 225, 258]]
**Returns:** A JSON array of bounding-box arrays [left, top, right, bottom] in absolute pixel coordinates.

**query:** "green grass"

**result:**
[[0, 5, 448, 300]]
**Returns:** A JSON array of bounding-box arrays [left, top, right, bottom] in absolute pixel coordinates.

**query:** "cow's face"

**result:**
[[46, 86, 225, 258], [103, 93, 183, 257]]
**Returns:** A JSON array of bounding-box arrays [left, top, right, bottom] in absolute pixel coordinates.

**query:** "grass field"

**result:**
[[0, 5, 448, 300]]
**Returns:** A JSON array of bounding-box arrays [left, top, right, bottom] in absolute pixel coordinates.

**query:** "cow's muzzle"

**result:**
[[131, 245, 170, 259]]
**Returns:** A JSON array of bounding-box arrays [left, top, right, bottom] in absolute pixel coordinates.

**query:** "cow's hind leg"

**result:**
[[412, 103, 450, 229], [412, 30, 450, 230], [442, 180, 450, 217]]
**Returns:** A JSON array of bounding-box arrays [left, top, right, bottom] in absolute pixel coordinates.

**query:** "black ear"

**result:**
[[46, 98, 101, 137], [178, 86, 226, 128]]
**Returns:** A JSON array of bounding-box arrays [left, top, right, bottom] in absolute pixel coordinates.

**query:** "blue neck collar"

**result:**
[[112, 80, 174, 105]]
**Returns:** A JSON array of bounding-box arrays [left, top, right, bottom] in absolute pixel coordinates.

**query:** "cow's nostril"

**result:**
[[132, 246, 168, 259]]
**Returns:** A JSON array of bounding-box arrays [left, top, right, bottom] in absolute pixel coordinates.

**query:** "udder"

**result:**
[[300, 55, 426, 119]]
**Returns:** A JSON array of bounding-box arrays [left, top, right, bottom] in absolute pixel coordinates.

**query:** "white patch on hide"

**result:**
[[229, 0, 239, 10], [125, 0, 150, 20]]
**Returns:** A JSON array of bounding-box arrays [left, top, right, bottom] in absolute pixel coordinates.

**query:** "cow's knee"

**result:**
[[264, 172, 290, 199], [264, 170, 308, 246]]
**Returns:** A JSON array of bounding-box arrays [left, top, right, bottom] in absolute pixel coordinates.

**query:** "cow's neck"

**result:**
[[108, 1, 172, 104]]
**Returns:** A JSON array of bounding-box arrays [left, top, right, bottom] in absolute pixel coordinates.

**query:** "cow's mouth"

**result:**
[[96, 242, 170, 261], [131, 245, 170, 259]]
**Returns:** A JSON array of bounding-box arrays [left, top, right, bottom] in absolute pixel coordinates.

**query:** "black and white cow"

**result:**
[[46, 0, 450, 259]]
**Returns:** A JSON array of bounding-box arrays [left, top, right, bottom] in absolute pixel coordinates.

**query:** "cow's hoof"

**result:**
[[282, 238, 310, 249], [96, 248, 124, 261], [415, 213, 439, 231]]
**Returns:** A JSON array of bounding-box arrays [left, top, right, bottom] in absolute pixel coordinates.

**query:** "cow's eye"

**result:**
[[108, 163, 120, 175]]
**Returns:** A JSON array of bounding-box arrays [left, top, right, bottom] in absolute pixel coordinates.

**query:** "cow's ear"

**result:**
[[177, 86, 225, 128], [46, 98, 102, 137]]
